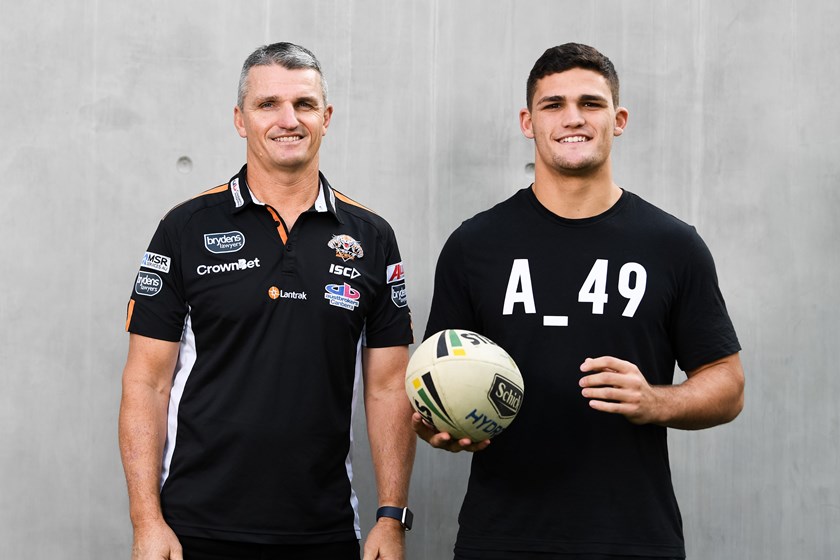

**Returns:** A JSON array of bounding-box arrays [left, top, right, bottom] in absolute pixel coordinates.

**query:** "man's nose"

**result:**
[[276, 102, 299, 129], [562, 106, 585, 127]]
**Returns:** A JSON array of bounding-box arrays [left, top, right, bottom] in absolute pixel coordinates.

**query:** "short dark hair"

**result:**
[[238, 42, 327, 109], [526, 43, 619, 110]]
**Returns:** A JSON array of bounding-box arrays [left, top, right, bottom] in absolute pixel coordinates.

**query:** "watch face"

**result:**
[[402, 507, 414, 530]]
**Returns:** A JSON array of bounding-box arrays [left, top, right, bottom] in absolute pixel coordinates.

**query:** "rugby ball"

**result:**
[[405, 329, 524, 442]]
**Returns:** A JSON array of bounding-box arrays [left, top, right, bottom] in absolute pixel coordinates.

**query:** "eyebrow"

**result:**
[[252, 94, 322, 107], [536, 93, 609, 105]]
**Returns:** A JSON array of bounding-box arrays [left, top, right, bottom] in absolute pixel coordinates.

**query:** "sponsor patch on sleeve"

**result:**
[[135, 271, 163, 297], [140, 252, 171, 273], [390, 282, 407, 308], [386, 261, 405, 284]]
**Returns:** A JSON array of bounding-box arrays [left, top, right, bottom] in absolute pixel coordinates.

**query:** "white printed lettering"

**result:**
[[502, 259, 536, 315]]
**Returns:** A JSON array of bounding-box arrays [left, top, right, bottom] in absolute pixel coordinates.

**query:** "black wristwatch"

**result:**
[[376, 506, 414, 531]]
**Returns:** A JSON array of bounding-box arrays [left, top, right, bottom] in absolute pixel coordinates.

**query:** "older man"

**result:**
[[120, 42, 416, 560]]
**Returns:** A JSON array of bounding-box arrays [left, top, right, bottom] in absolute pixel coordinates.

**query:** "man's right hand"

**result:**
[[411, 412, 491, 453], [132, 520, 183, 560]]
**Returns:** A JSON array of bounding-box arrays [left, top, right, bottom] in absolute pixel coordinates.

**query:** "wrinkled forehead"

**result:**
[[244, 65, 325, 103]]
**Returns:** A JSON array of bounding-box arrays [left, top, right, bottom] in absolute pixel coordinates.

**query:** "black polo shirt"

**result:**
[[125, 165, 413, 544]]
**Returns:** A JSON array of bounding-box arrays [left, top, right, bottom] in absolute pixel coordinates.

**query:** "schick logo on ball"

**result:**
[[488, 374, 523, 418]]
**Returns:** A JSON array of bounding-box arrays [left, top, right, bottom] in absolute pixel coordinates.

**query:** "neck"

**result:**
[[531, 161, 621, 219], [245, 160, 321, 229]]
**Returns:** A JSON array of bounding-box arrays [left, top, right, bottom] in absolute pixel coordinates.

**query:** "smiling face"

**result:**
[[234, 64, 333, 176], [520, 68, 627, 178]]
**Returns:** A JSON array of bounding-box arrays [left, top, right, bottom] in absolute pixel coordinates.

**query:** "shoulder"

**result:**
[[451, 188, 529, 240], [623, 192, 694, 231], [331, 187, 398, 236], [160, 183, 232, 225], [620, 192, 717, 276]]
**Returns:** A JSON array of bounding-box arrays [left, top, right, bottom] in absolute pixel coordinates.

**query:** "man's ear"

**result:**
[[233, 106, 247, 138], [614, 106, 628, 137], [519, 107, 535, 139], [321, 104, 334, 135]]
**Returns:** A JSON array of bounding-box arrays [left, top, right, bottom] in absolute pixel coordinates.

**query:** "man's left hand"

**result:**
[[362, 517, 406, 560]]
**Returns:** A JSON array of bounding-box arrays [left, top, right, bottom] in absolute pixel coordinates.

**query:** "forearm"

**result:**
[[119, 380, 170, 525], [366, 384, 416, 505], [652, 355, 745, 430], [363, 346, 416, 506]]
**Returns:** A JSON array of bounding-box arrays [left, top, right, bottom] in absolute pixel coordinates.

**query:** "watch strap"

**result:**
[[376, 506, 413, 531]]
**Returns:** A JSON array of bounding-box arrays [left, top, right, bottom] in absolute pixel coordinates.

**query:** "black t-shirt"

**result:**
[[126, 166, 413, 544], [425, 187, 740, 557]]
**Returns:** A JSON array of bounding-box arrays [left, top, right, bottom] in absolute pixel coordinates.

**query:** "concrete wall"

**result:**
[[1, 0, 837, 557]]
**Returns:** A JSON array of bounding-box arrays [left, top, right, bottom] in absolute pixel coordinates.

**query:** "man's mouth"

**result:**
[[272, 135, 303, 143], [559, 136, 589, 143]]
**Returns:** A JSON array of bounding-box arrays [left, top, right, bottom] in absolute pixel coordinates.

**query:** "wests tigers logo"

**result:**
[[328, 234, 364, 262]]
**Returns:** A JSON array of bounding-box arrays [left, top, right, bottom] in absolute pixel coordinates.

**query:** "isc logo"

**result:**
[[329, 264, 361, 279]]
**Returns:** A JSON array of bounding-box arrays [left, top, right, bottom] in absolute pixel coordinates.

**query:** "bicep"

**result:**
[[363, 345, 409, 394], [122, 333, 180, 393], [686, 352, 744, 383]]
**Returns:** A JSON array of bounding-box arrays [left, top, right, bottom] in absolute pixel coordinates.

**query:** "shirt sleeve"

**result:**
[[670, 229, 741, 372], [423, 226, 480, 341], [124, 218, 189, 342], [360, 221, 414, 348]]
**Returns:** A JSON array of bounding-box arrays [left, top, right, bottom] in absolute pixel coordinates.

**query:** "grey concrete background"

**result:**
[[0, 0, 837, 558]]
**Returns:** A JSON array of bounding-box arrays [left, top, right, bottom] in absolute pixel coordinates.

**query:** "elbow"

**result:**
[[718, 353, 746, 425], [722, 373, 745, 424]]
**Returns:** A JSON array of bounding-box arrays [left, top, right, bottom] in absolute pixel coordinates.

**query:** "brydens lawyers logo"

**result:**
[[135, 271, 163, 297], [328, 234, 364, 262], [204, 231, 245, 254], [391, 283, 407, 308], [141, 252, 171, 273], [324, 282, 361, 310]]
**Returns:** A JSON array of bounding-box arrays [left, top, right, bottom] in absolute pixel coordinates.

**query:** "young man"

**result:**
[[120, 43, 416, 560], [414, 43, 745, 559]]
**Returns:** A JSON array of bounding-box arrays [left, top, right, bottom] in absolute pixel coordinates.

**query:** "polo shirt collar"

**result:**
[[229, 165, 343, 223]]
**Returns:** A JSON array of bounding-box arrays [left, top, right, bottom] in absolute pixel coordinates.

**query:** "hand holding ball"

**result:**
[[405, 329, 524, 442]]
